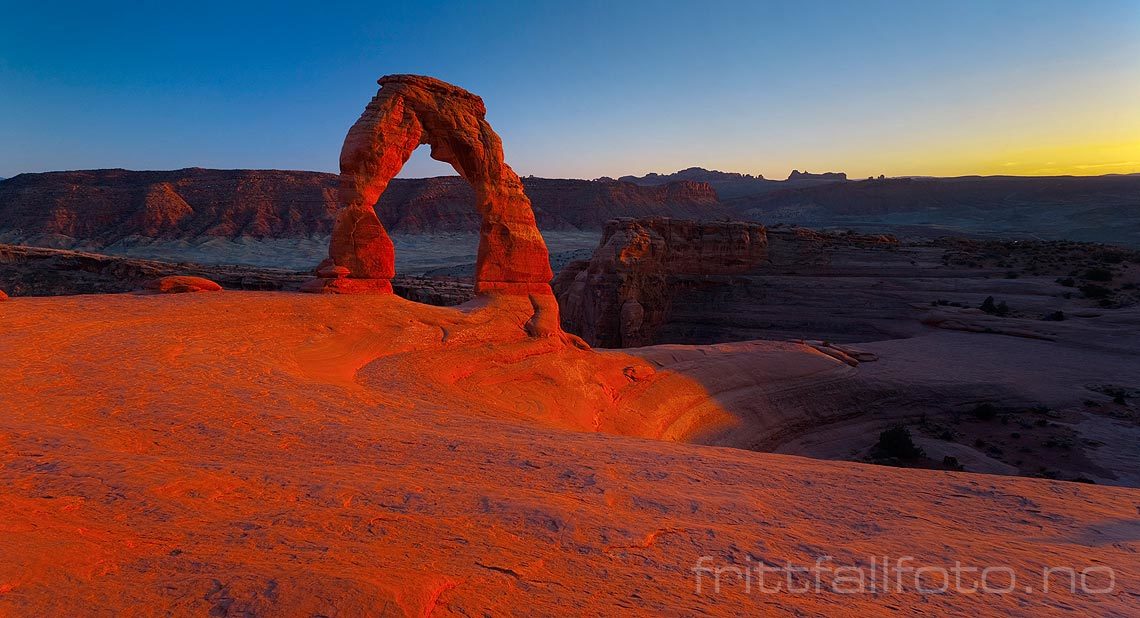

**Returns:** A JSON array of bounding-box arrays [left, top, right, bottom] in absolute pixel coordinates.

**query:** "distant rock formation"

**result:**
[[620, 167, 778, 200], [619, 167, 764, 184], [0, 168, 339, 246], [554, 219, 917, 347], [0, 243, 474, 304], [144, 275, 222, 294], [554, 217, 768, 347], [380, 176, 722, 233], [315, 74, 552, 300], [787, 170, 847, 181], [724, 174, 1140, 246], [0, 170, 721, 247]]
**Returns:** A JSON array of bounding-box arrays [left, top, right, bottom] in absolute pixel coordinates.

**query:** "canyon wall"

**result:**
[[0, 169, 722, 246], [552, 217, 768, 347]]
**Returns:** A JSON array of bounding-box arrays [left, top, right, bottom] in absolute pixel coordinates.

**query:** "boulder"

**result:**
[[144, 275, 223, 294]]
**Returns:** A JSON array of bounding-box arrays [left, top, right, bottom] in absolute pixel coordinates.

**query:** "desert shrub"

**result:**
[[942, 456, 964, 471], [1056, 277, 1075, 287], [1041, 310, 1065, 321], [1005, 271, 1020, 279], [874, 426, 925, 460], [1084, 267, 1113, 282], [972, 403, 998, 420], [979, 296, 1010, 316], [1080, 284, 1111, 299]]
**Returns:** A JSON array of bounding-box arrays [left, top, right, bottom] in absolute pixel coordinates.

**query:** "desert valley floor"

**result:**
[[0, 291, 1137, 616]]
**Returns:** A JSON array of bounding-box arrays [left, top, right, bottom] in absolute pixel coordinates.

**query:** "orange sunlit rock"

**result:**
[[0, 292, 1135, 615], [315, 75, 553, 297], [143, 275, 223, 294]]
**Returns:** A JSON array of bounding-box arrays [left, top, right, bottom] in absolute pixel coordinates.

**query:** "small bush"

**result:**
[[874, 426, 925, 460], [972, 403, 998, 420], [1084, 267, 1113, 282], [978, 297, 1012, 316], [1057, 277, 1075, 287], [1080, 284, 1112, 299]]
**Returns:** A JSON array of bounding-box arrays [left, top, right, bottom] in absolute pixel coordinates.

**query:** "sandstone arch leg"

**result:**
[[303, 75, 565, 337]]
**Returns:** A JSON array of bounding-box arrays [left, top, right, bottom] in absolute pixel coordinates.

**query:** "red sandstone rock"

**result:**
[[554, 218, 768, 346], [327, 75, 553, 292], [316, 264, 351, 279], [0, 289, 8, 300], [144, 275, 223, 294], [298, 277, 394, 295]]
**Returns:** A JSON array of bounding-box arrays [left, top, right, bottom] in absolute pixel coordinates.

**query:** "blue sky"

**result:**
[[1, 0, 1137, 179]]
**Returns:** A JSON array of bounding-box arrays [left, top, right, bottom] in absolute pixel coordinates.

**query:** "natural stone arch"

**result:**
[[308, 74, 553, 296]]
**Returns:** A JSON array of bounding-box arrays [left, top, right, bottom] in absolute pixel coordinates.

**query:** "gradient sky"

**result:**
[[2, 1, 1138, 180]]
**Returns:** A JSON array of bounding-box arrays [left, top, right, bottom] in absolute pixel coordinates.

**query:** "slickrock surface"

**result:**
[[0, 292, 1136, 615]]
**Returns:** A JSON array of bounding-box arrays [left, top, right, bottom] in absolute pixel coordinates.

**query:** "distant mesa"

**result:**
[[787, 169, 847, 181], [619, 166, 764, 185], [144, 275, 222, 294]]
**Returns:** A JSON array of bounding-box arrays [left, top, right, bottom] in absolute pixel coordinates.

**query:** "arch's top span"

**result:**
[[313, 74, 553, 296]]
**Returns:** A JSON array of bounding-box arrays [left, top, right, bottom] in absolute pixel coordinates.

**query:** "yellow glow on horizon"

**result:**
[[967, 137, 1140, 177]]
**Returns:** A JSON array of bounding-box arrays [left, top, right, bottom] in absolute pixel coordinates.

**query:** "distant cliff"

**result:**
[[619, 166, 850, 199], [620, 167, 779, 199], [0, 168, 724, 246], [553, 217, 769, 347], [787, 169, 847, 181], [384, 176, 723, 233]]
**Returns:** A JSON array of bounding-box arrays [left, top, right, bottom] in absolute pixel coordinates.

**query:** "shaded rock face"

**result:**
[[556, 219, 1140, 350], [0, 169, 339, 245], [554, 220, 929, 348], [327, 75, 553, 295], [787, 170, 847, 181], [0, 170, 722, 246], [553, 217, 768, 347], [377, 176, 722, 233]]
